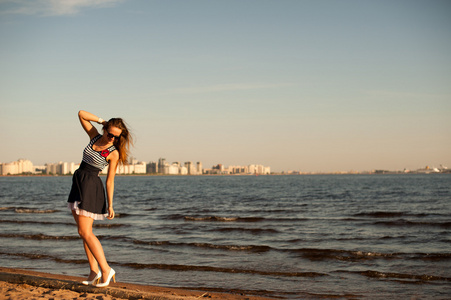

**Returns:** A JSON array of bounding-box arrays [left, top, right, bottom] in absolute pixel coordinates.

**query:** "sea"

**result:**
[[0, 174, 450, 299]]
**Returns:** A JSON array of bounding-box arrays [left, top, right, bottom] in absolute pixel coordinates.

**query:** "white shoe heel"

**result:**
[[82, 271, 101, 286], [95, 268, 115, 288]]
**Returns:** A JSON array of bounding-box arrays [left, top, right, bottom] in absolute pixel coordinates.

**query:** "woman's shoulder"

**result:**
[[90, 134, 102, 143], [107, 148, 120, 163]]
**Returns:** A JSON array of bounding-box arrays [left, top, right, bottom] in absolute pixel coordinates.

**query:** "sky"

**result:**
[[1, 0, 450, 172]]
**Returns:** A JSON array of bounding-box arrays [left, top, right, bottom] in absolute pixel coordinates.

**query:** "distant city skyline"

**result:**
[[1, 1, 450, 172], [0, 158, 275, 175], [0, 157, 448, 176]]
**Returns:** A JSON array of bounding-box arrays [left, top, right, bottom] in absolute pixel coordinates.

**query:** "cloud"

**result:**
[[0, 0, 125, 16]]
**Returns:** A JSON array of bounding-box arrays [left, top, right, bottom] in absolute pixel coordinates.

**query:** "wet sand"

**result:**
[[0, 267, 275, 300]]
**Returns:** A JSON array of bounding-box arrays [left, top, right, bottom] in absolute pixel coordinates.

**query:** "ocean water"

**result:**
[[0, 174, 450, 299]]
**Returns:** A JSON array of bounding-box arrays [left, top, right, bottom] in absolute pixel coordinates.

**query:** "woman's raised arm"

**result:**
[[78, 110, 105, 140]]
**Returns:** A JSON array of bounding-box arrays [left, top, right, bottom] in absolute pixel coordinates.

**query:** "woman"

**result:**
[[67, 110, 132, 287]]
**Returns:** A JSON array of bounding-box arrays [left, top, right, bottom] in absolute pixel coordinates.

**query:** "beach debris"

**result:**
[[198, 292, 212, 298]]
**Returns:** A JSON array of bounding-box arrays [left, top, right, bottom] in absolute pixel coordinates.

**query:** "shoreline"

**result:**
[[0, 267, 276, 300], [1, 171, 450, 178]]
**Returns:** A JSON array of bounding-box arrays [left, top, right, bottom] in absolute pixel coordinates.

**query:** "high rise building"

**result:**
[[197, 162, 203, 175], [168, 163, 180, 175], [158, 158, 166, 174], [185, 161, 197, 175], [147, 161, 157, 174], [0, 159, 34, 175]]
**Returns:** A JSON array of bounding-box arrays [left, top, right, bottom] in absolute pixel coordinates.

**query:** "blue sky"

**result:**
[[1, 0, 450, 172]]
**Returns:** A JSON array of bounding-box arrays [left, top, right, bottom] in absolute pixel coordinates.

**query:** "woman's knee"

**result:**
[[77, 216, 94, 239], [78, 227, 92, 239]]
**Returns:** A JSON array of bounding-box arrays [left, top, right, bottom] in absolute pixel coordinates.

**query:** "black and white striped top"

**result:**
[[82, 135, 116, 171]]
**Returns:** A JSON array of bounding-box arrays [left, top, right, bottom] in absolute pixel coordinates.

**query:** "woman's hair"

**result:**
[[103, 118, 133, 165]]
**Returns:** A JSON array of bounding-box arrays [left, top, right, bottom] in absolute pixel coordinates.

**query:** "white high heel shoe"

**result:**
[[95, 268, 115, 288], [82, 271, 101, 286]]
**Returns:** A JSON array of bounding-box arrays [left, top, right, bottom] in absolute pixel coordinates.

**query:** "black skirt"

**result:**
[[68, 162, 107, 215]]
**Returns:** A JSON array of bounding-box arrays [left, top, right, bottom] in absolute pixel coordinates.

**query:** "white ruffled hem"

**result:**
[[68, 201, 107, 221]]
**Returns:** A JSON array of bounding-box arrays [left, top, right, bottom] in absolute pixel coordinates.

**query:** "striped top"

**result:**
[[82, 135, 116, 171]]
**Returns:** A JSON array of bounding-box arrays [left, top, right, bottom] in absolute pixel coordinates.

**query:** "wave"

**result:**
[[143, 208, 157, 211], [184, 216, 265, 222], [0, 232, 375, 258], [121, 262, 327, 278], [338, 218, 451, 229], [0, 233, 79, 240], [0, 233, 136, 241], [182, 215, 310, 223], [0, 251, 326, 278], [374, 220, 451, 228], [0, 220, 70, 226], [353, 211, 428, 218], [4, 249, 449, 283], [291, 248, 400, 261], [348, 270, 451, 282], [0, 219, 126, 228], [209, 227, 279, 234], [130, 240, 450, 261], [185, 216, 239, 222], [0, 251, 86, 265], [292, 248, 451, 262], [3, 233, 449, 262], [114, 213, 131, 218], [93, 223, 128, 228], [132, 239, 272, 253], [0, 206, 59, 213], [414, 253, 451, 260], [17, 208, 59, 213], [0, 207, 14, 211]]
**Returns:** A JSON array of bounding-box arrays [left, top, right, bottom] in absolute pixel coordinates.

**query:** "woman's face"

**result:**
[[105, 126, 122, 142]]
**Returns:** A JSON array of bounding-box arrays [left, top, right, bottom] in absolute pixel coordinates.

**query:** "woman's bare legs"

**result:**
[[72, 211, 111, 282]]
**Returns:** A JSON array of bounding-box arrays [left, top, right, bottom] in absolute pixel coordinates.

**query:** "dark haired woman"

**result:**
[[67, 110, 132, 287]]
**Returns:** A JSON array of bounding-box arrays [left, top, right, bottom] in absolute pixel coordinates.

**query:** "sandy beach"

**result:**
[[0, 267, 275, 300]]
